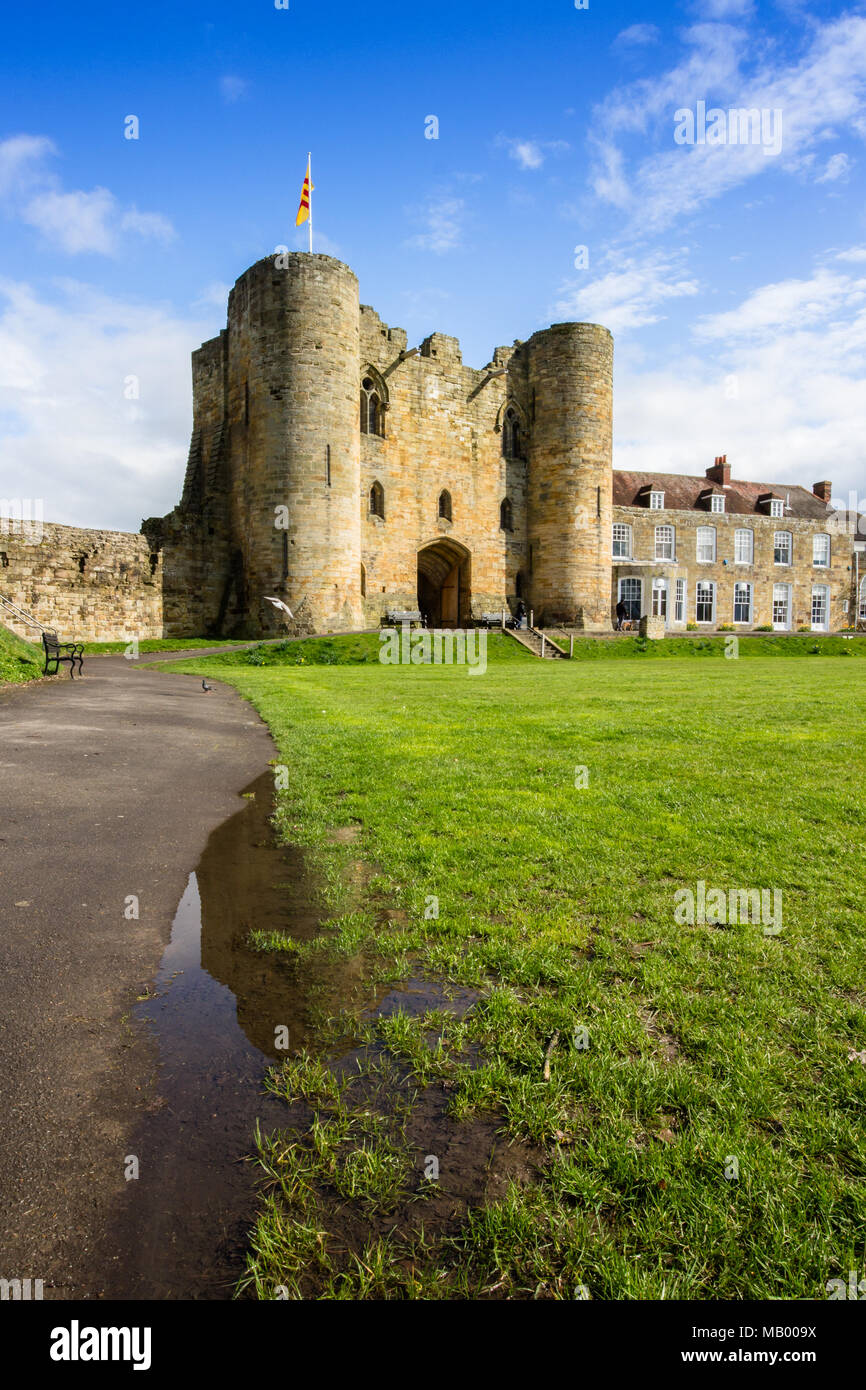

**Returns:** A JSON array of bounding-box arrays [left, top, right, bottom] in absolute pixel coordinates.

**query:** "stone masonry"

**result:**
[[0, 521, 162, 643], [611, 462, 860, 632], [4, 253, 863, 643], [150, 252, 616, 636]]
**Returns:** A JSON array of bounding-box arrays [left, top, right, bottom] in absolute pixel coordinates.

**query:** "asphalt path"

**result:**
[[0, 648, 275, 1298]]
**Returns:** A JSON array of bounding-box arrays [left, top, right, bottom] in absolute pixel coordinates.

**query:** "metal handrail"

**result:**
[[0, 593, 50, 633]]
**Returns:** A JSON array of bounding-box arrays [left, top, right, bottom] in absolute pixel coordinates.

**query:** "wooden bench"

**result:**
[[42, 629, 84, 678], [384, 609, 424, 627], [478, 611, 505, 629]]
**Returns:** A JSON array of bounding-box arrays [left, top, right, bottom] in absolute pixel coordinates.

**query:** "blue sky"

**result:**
[[1, 0, 865, 530]]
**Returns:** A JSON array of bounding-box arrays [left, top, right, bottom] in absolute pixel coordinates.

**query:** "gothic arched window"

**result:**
[[438, 489, 452, 522], [370, 480, 385, 519], [500, 498, 513, 532], [360, 377, 384, 437], [502, 407, 521, 458]]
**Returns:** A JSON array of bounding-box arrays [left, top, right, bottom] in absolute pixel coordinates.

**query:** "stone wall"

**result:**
[[159, 255, 366, 637], [158, 253, 614, 637], [511, 322, 613, 628], [358, 308, 524, 625], [0, 521, 162, 642], [143, 250, 862, 640]]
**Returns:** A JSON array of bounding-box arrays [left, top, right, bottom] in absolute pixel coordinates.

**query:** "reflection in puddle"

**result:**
[[100, 772, 364, 1300]]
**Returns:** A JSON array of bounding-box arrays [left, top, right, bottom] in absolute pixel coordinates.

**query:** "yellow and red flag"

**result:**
[[296, 156, 313, 226]]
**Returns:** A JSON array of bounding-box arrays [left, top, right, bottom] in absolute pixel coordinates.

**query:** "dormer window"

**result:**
[[649, 491, 665, 510], [710, 494, 725, 514], [769, 498, 784, 518]]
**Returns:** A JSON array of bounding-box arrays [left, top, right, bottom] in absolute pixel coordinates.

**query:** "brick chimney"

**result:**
[[706, 454, 730, 486], [812, 480, 832, 502]]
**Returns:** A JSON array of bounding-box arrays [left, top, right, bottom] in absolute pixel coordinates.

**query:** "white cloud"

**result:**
[[694, 266, 866, 340], [614, 251, 866, 501], [496, 135, 569, 170], [194, 281, 232, 310], [613, 24, 660, 49], [23, 189, 118, 256], [554, 250, 700, 334], [693, 0, 754, 17], [406, 196, 466, 254], [590, 15, 866, 231], [816, 151, 852, 183], [0, 134, 56, 196], [836, 246, 866, 263], [120, 208, 176, 243], [0, 277, 215, 531], [220, 75, 248, 103], [0, 133, 175, 257], [510, 141, 545, 171]]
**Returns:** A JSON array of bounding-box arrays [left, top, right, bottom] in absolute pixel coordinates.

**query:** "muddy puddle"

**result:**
[[93, 772, 527, 1301], [96, 772, 369, 1300]]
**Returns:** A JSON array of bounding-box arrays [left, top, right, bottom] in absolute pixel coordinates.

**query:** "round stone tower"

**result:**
[[514, 322, 613, 628], [226, 253, 363, 634]]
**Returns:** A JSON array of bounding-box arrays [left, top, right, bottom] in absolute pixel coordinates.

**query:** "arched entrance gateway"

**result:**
[[417, 539, 471, 629]]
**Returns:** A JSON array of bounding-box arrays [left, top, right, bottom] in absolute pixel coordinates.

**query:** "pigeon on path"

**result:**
[[202, 679, 212, 693]]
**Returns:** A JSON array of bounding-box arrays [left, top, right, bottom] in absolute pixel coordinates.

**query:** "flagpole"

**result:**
[[308, 152, 313, 254]]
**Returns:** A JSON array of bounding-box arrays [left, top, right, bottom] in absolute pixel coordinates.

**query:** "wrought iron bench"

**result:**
[[384, 609, 424, 627], [478, 611, 509, 629], [42, 629, 84, 678]]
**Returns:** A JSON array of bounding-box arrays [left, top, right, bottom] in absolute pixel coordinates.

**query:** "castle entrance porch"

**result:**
[[417, 539, 471, 628]]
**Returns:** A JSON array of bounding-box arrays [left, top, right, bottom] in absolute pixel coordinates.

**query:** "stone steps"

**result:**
[[504, 626, 568, 659]]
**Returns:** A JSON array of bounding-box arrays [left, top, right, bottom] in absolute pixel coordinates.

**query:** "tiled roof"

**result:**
[[612, 470, 832, 520]]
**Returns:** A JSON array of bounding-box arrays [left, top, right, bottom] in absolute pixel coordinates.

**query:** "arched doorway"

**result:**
[[417, 539, 471, 628]]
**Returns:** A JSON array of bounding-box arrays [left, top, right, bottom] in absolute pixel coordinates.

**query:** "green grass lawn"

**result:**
[[0, 621, 43, 683], [172, 638, 866, 1299], [84, 636, 247, 654]]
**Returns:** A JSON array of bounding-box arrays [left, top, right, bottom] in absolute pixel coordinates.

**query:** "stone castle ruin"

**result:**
[[1, 252, 860, 642], [144, 252, 613, 638]]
